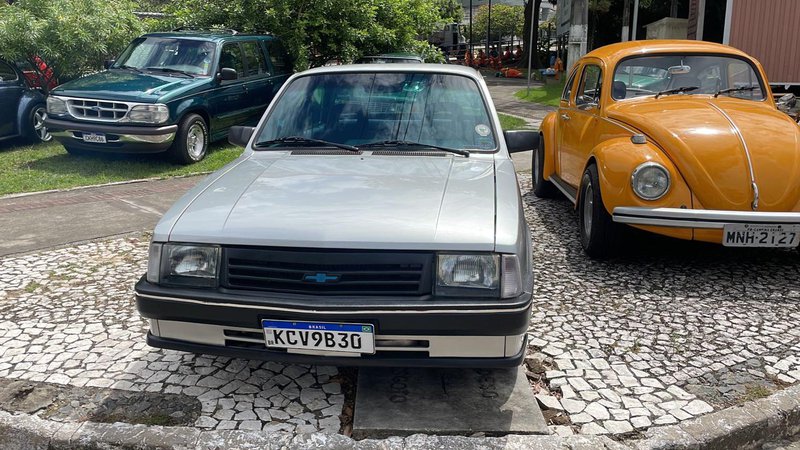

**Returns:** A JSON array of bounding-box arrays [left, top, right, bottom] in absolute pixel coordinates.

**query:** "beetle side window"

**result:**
[[219, 43, 245, 79], [577, 65, 602, 106], [242, 41, 268, 78], [561, 68, 578, 102], [0, 61, 18, 82]]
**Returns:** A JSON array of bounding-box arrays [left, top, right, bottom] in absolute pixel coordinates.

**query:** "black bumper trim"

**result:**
[[45, 118, 178, 135], [147, 332, 526, 368]]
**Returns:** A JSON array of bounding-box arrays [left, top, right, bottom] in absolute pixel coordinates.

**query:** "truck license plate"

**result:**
[[82, 132, 107, 144], [262, 320, 375, 354], [722, 224, 800, 247]]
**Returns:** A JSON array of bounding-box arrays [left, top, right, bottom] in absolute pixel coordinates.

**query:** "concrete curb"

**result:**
[[0, 173, 210, 200]]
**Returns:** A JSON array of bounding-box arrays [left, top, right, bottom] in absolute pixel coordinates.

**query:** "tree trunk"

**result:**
[[520, 0, 542, 68]]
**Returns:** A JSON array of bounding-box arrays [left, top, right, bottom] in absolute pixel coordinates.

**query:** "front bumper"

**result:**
[[45, 118, 177, 153], [613, 207, 800, 229], [135, 279, 532, 368]]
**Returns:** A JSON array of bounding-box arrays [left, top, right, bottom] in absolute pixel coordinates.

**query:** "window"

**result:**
[[577, 65, 602, 106], [242, 41, 268, 78], [561, 68, 578, 102], [219, 43, 245, 79], [0, 61, 18, 82], [112, 37, 217, 76], [266, 40, 292, 75]]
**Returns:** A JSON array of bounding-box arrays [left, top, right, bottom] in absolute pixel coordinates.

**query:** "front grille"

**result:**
[[67, 99, 129, 121], [222, 247, 433, 296]]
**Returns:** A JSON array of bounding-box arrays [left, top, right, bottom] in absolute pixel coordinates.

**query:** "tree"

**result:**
[[520, 0, 542, 69], [473, 4, 524, 47], [0, 0, 143, 94]]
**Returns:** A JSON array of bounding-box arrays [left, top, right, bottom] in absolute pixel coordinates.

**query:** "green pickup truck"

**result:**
[[45, 29, 292, 164]]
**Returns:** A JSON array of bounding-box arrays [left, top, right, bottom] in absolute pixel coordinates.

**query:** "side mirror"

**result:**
[[104, 59, 115, 69], [228, 126, 255, 147], [219, 68, 238, 81], [504, 130, 539, 154], [776, 93, 796, 112]]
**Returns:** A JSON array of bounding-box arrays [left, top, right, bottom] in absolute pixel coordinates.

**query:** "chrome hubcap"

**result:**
[[33, 107, 51, 142], [583, 183, 594, 237], [186, 123, 206, 160]]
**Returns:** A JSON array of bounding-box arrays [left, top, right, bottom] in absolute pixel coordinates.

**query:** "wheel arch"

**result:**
[[16, 91, 45, 136]]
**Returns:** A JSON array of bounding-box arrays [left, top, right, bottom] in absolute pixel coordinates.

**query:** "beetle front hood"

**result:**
[[53, 70, 201, 102], [606, 97, 800, 211], [162, 153, 498, 250]]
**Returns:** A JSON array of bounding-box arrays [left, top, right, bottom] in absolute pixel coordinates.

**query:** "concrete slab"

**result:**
[[352, 366, 548, 439]]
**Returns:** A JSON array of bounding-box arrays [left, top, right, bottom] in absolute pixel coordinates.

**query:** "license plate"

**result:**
[[262, 320, 375, 354], [723, 223, 800, 247], [82, 132, 107, 144]]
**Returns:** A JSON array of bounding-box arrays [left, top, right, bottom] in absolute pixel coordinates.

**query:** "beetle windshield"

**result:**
[[255, 72, 497, 151], [112, 37, 216, 77], [612, 55, 765, 101]]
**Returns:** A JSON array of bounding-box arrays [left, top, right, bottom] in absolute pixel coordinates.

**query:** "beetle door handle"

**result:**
[[560, 114, 570, 121]]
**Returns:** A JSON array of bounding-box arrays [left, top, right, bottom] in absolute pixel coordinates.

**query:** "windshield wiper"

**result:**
[[715, 86, 757, 98], [655, 86, 699, 98], [253, 136, 360, 152], [145, 67, 196, 78], [360, 140, 470, 157], [119, 64, 144, 74]]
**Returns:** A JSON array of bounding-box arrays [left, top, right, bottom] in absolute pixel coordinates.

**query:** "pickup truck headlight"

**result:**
[[632, 162, 670, 200], [147, 243, 220, 287], [128, 104, 169, 124], [46, 96, 68, 116]]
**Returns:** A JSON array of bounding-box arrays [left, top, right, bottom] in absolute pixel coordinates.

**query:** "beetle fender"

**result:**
[[539, 111, 558, 180], [586, 137, 693, 215]]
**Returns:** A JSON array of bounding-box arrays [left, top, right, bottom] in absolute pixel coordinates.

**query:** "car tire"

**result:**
[[25, 105, 52, 143], [532, 135, 558, 198], [169, 114, 208, 164], [578, 164, 618, 259]]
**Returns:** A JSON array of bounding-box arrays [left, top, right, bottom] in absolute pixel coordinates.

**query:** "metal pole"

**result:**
[[632, 0, 640, 40], [487, 0, 492, 55], [527, 0, 536, 94], [469, 0, 473, 54]]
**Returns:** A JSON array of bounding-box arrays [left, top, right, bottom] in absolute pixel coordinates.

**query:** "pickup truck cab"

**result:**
[[45, 30, 292, 164]]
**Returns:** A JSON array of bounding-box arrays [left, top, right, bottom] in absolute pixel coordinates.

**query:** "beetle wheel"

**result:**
[[578, 164, 619, 259]]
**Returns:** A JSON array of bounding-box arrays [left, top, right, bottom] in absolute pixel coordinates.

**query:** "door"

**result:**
[[240, 40, 272, 123], [556, 67, 579, 179], [559, 63, 603, 188], [0, 60, 24, 138], [208, 42, 247, 136]]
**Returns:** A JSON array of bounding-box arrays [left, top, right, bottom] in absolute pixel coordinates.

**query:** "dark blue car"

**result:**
[[0, 59, 50, 144]]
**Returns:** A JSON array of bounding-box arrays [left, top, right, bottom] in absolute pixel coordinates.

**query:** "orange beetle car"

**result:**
[[535, 40, 800, 258]]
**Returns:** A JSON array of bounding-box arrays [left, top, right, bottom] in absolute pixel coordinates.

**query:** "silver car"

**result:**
[[135, 64, 536, 367]]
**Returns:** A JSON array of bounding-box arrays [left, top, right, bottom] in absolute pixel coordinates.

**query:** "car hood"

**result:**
[[164, 153, 498, 250], [606, 97, 800, 211], [52, 69, 203, 102]]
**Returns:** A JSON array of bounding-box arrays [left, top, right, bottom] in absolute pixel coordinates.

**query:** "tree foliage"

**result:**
[[163, 0, 448, 68], [472, 4, 524, 45], [0, 0, 144, 93]]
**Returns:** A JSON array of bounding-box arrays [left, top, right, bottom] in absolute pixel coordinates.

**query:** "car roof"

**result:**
[[584, 40, 753, 66], [300, 63, 482, 80], [141, 31, 277, 43]]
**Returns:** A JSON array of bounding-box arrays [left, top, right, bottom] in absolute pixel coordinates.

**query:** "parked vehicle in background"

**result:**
[[536, 40, 800, 258], [355, 53, 424, 64], [45, 29, 292, 164], [135, 64, 537, 367], [0, 59, 51, 143]]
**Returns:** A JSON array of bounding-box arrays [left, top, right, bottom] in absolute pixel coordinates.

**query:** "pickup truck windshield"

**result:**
[[113, 37, 216, 77], [256, 72, 497, 151], [613, 54, 765, 101]]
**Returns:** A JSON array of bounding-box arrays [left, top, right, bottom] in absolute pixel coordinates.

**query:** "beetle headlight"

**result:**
[[149, 243, 220, 287], [46, 96, 68, 116], [632, 162, 670, 200], [129, 104, 169, 124], [437, 254, 523, 298]]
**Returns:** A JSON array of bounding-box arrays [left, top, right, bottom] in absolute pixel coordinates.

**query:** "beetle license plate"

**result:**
[[83, 132, 107, 144], [262, 320, 375, 354], [722, 224, 800, 247]]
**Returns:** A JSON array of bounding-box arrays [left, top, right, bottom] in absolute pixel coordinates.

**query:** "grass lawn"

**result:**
[[0, 140, 243, 196], [498, 113, 532, 130], [514, 79, 565, 107]]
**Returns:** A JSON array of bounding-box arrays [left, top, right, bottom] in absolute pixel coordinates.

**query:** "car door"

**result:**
[[264, 39, 292, 98], [559, 62, 603, 188], [208, 42, 247, 135], [0, 60, 24, 138], [240, 40, 272, 123], [556, 67, 579, 179]]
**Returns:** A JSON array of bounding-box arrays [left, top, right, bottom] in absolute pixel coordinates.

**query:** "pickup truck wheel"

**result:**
[[578, 164, 618, 259], [169, 114, 208, 164], [25, 105, 52, 143], [532, 136, 558, 198]]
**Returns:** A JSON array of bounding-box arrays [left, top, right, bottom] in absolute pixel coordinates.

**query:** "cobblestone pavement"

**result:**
[[519, 174, 800, 436], [0, 175, 798, 439]]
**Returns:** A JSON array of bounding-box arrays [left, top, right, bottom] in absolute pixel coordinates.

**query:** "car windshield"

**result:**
[[255, 72, 497, 151], [612, 54, 765, 101], [113, 37, 216, 77]]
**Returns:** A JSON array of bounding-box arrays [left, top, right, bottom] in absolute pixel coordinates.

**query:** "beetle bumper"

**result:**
[[613, 207, 800, 229]]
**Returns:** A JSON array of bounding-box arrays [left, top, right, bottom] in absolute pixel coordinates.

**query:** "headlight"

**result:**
[[437, 254, 499, 297], [156, 243, 220, 287], [631, 162, 670, 200], [46, 96, 68, 115], [128, 104, 169, 124]]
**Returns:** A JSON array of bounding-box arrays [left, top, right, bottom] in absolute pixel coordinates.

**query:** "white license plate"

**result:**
[[723, 224, 800, 247], [82, 132, 107, 144], [262, 320, 375, 354]]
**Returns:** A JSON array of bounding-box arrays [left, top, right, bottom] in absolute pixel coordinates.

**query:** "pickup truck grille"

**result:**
[[67, 99, 129, 121], [222, 247, 433, 296]]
